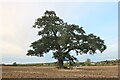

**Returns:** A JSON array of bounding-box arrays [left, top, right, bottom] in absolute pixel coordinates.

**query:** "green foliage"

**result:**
[[27, 10, 107, 68]]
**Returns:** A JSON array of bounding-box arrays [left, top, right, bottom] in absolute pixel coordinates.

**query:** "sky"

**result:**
[[0, 1, 118, 64]]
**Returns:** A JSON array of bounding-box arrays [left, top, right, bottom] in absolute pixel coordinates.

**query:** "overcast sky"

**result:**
[[0, 1, 118, 64]]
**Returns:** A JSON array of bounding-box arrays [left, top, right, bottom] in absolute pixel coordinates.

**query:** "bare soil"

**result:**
[[2, 66, 118, 78]]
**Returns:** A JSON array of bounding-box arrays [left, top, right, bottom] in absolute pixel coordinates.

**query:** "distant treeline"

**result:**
[[1, 59, 120, 66]]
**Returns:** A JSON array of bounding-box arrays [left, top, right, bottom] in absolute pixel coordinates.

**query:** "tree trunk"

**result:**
[[58, 59, 64, 68], [57, 47, 64, 68]]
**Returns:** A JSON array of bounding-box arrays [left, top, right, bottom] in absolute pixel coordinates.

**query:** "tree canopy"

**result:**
[[27, 10, 107, 68]]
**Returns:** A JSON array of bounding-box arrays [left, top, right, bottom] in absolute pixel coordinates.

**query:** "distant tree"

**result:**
[[86, 59, 91, 63], [27, 10, 107, 68], [13, 62, 17, 66], [85, 59, 91, 66]]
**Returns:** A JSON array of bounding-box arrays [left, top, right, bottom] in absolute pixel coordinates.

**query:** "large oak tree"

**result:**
[[27, 10, 107, 68]]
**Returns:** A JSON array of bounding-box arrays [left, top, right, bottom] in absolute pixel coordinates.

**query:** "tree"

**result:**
[[27, 10, 107, 68], [13, 62, 17, 66], [85, 59, 91, 66]]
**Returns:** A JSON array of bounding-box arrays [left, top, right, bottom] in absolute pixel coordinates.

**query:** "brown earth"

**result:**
[[1, 66, 118, 78]]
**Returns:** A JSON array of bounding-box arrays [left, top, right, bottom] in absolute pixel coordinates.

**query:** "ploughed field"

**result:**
[[2, 66, 118, 78]]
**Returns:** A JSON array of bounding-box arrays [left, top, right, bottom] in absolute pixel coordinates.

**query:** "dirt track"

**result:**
[[2, 66, 118, 78]]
